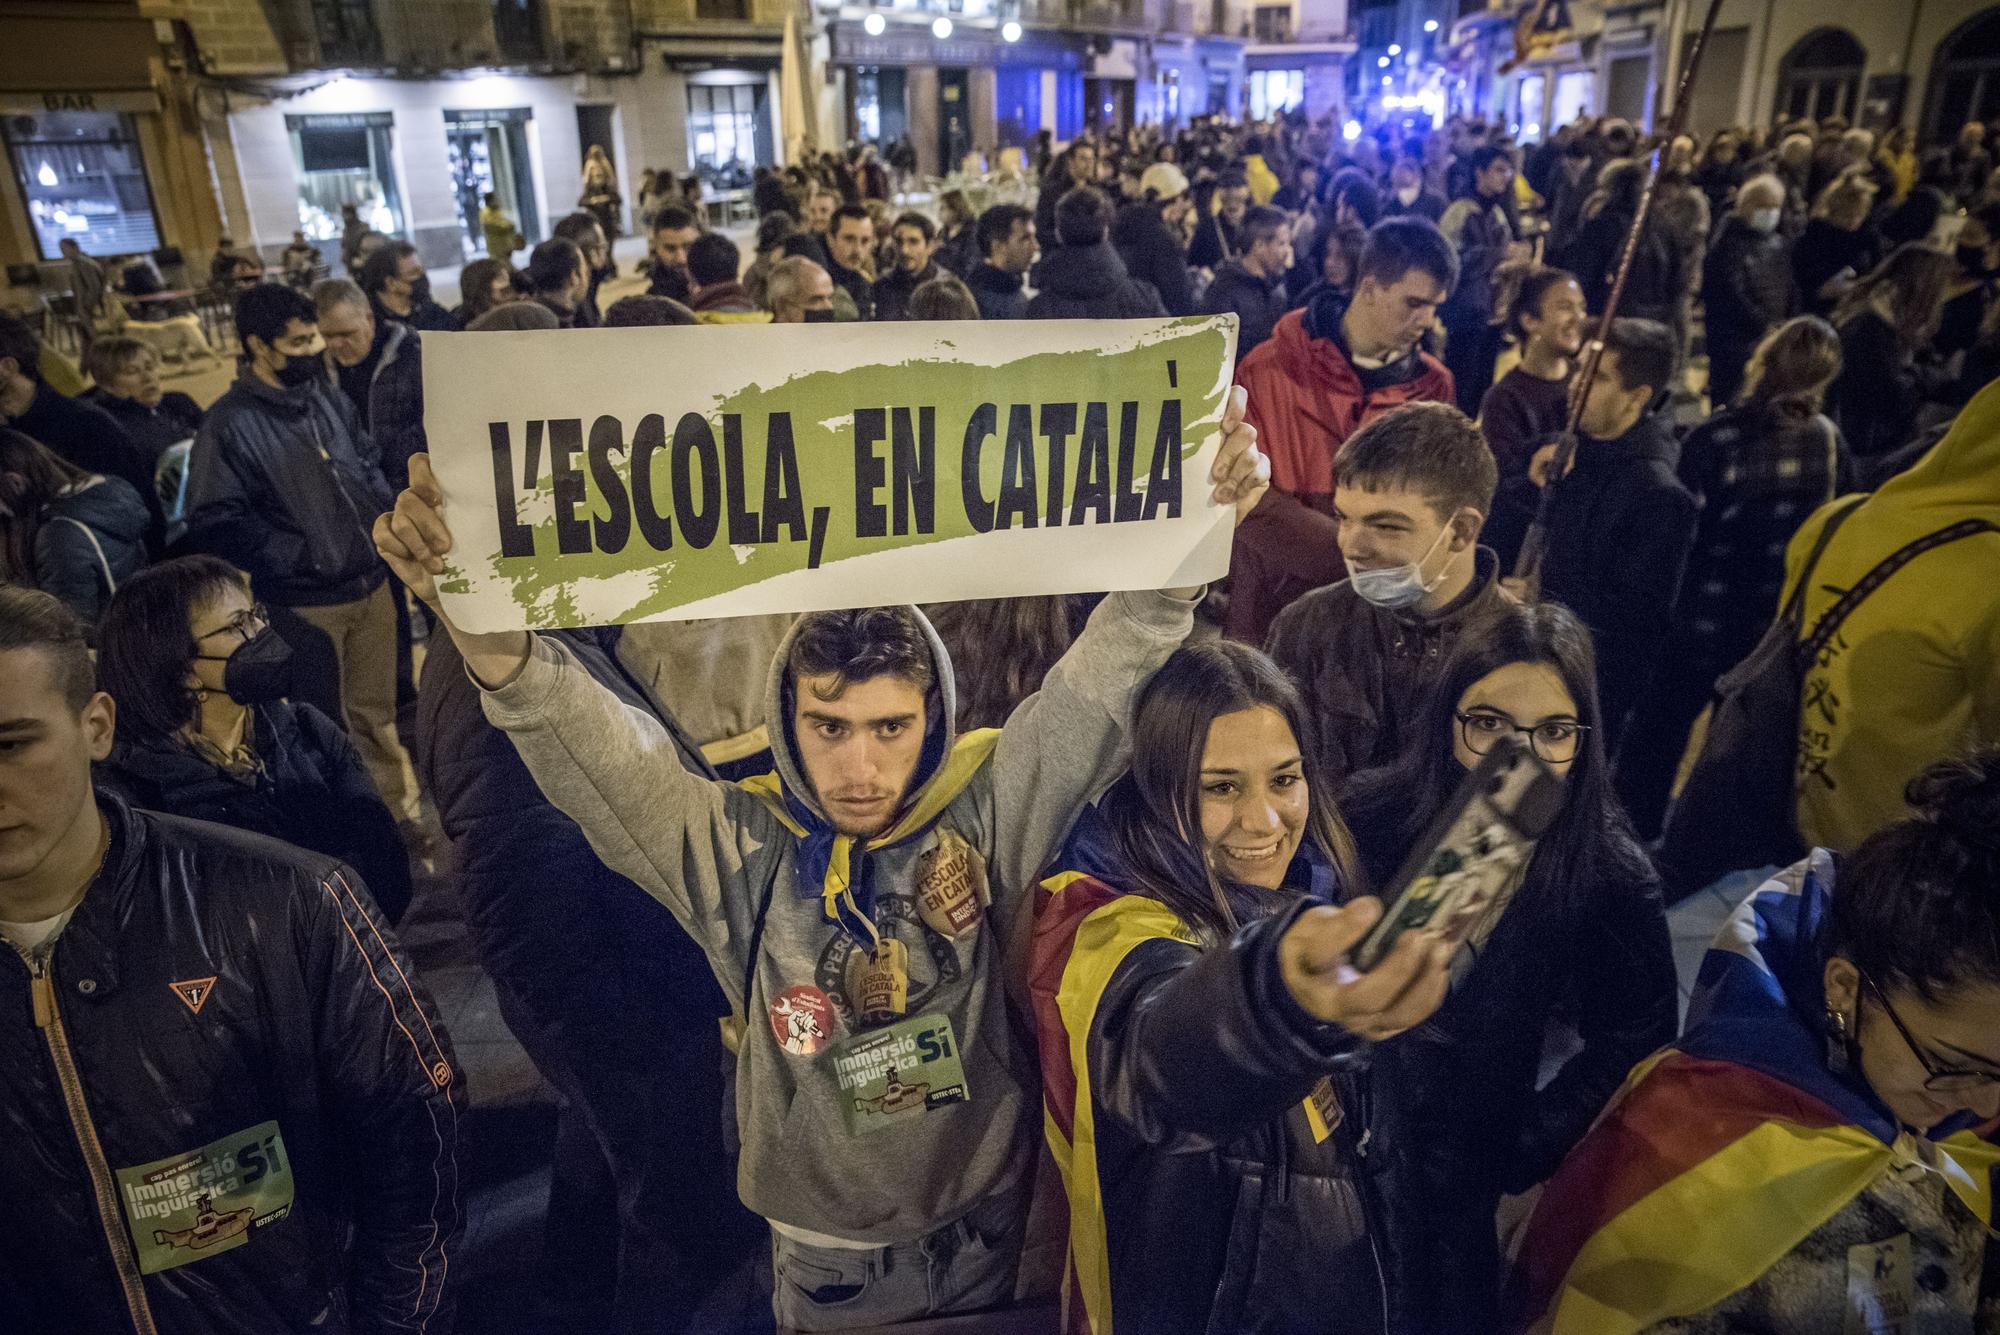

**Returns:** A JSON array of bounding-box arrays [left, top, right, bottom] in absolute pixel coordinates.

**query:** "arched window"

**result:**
[[1927, 9, 2000, 139], [1775, 28, 1865, 123]]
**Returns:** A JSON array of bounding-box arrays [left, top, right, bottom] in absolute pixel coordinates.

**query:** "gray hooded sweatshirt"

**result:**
[[478, 588, 1195, 1244]]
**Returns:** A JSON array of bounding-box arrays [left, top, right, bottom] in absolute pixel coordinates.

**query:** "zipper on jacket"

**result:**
[[31, 952, 160, 1335]]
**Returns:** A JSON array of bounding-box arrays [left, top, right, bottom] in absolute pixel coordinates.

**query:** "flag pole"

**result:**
[[1511, 0, 1729, 595]]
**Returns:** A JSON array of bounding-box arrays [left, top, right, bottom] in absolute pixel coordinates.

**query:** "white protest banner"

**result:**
[[421, 315, 1239, 632]]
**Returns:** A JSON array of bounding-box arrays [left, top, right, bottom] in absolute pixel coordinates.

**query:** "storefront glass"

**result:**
[[1249, 69, 1304, 119], [445, 107, 540, 261], [687, 81, 773, 190], [850, 67, 909, 148], [994, 66, 1043, 147], [287, 112, 404, 242], [4, 110, 160, 260]]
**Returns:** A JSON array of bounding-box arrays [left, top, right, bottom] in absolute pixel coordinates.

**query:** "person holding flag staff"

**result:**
[[373, 391, 1271, 1331], [1031, 639, 1452, 1335], [1506, 750, 2000, 1334]]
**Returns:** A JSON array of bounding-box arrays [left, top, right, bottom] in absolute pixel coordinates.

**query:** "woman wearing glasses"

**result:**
[[91, 556, 413, 921], [1508, 748, 2000, 1333], [1338, 599, 1677, 1333]]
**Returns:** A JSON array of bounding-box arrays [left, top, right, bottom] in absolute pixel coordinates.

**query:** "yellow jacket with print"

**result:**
[[1782, 379, 2000, 850]]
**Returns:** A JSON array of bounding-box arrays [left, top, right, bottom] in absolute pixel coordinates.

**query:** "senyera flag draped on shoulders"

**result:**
[[1503, 850, 2000, 1335], [419, 316, 1240, 632]]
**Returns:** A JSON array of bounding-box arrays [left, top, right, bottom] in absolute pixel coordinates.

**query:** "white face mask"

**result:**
[[1396, 184, 1421, 205], [1749, 207, 1781, 234], [1349, 521, 1455, 609]]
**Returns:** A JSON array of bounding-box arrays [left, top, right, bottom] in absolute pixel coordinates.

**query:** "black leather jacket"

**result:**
[[0, 797, 463, 1334], [184, 372, 393, 608]]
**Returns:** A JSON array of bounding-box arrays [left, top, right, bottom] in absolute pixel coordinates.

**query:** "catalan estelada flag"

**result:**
[[1503, 850, 2000, 1334]]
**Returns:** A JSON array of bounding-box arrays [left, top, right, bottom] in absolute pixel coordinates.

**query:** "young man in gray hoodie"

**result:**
[[376, 391, 1270, 1330]]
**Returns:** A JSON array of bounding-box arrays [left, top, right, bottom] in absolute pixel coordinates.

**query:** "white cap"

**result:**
[[1139, 162, 1190, 202]]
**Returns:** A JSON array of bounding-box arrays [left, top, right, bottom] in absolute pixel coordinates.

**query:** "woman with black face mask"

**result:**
[[92, 555, 414, 921]]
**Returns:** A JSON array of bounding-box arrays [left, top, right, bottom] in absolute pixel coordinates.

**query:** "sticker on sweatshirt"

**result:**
[[831, 1011, 970, 1136], [770, 985, 838, 1057], [816, 894, 961, 1029], [915, 831, 987, 940], [847, 937, 910, 1026], [1845, 1233, 1912, 1335], [116, 1121, 294, 1275]]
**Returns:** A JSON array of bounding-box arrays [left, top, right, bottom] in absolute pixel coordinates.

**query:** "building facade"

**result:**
[[1451, 0, 2000, 143]]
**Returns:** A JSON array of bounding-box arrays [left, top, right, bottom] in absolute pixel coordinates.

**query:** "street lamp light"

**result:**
[[1424, 18, 1439, 31], [1001, 19, 1022, 40], [932, 15, 953, 37], [1377, 55, 1390, 67], [1388, 43, 1401, 54], [863, 11, 885, 34]]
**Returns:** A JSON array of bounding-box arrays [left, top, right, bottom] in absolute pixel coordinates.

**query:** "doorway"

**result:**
[[575, 104, 616, 172], [1926, 10, 2000, 140], [445, 107, 540, 260], [938, 68, 972, 173]]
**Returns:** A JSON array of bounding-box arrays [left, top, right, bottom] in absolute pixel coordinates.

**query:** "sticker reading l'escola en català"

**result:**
[[116, 1121, 295, 1274], [832, 1012, 969, 1136]]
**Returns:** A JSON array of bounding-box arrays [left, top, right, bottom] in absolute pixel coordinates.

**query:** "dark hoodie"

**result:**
[[1201, 260, 1288, 354], [1112, 201, 1196, 316], [966, 262, 1027, 320], [1026, 242, 1166, 320], [1536, 411, 1698, 743]]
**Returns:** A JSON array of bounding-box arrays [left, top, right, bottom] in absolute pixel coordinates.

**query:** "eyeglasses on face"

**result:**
[[1454, 708, 1587, 764], [196, 603, 270, 646], [1858, 971, 2000, 1096]]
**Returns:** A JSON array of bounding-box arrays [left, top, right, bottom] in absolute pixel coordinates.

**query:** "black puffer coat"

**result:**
[[94, 700, 414, 923], [184, 372, 392, 608], [1026, 243, 1166, 320], [0, 797, 462, 1334]]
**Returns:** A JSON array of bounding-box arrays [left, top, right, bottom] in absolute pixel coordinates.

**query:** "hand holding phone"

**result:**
[[1279, 899, 1451, 1041]]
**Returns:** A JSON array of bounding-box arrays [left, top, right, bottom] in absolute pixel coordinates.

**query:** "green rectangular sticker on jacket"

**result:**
[[831, 1012, 970, 1136], [116, 1120, 294, 1274]]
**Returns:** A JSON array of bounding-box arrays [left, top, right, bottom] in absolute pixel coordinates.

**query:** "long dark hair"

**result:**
[[95, 555, 249, 743], [1833, 243, 1957, 349], [1341, 601, 1656, 922], [0, 429, 91, 585], [922, 596, 1075, 732], [1102, 640, 1361, 943]]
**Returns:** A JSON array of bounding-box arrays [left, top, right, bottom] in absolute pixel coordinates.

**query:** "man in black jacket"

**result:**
[[1201, 204, 1292, 353], [1700, 173, 1793, 405], [185, 284, 422, 834], [1034, 140, 1099, 257], [1518, 318, 1697, 750], [0, 311, 154, 505], [355, 239, 455, 333], [965, 203, 1036, 320], [1112, 161, 1197, 316], [645, 206, 700, 305], [313, 277, 424, 493], [416, 629, 764, 1333], [1027, 187, 1167, 320], [825, 205, 878, 320], [1438, 146, 1520, 414], [526, 236, 592, 328], [872, 211, 942, 321], [0, 586, 462, 1335]]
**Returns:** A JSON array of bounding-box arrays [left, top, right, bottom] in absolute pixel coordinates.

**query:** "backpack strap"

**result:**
[[1778, 494, 1867, 629], [1800, 518, 2000, 665], [54, 515, 117, 595]]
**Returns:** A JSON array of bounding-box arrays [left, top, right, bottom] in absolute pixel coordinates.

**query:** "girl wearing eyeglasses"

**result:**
[[90, 556, 413, 922], [1337, 599, 1677, 1334], [1508, 748, 2000, 1333]]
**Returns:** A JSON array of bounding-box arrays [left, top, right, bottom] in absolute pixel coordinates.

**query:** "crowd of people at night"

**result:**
[[1, 100, 1998, 1335]]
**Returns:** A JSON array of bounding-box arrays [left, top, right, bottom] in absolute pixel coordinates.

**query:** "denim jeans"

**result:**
[[770, 1186, 1025, 1332]]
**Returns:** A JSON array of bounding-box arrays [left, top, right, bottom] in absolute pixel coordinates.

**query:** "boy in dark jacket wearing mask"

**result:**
[[1519, 318, 1698, 750], [1266, 402, 1507, 787], [185, 284, 421, 832]]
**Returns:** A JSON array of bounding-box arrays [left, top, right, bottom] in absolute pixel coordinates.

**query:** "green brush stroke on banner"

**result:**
[[457, 321, 1229, 629]]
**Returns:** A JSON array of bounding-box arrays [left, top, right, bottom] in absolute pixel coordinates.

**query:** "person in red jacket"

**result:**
[[1227, 219, 1459, 642]]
